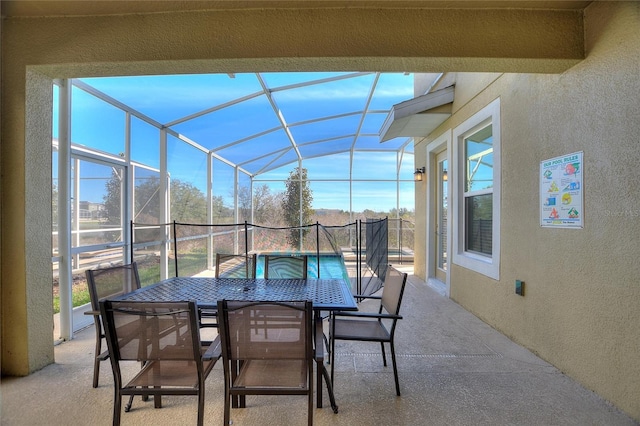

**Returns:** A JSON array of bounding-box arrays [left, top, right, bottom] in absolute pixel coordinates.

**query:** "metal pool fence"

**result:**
[[131, 218, 413, 298]]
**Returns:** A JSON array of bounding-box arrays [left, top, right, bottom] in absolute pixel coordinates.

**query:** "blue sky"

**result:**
[[55, 72, 417, 212]]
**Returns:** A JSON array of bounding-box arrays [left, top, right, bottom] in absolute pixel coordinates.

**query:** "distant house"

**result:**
[[77, 201, 105, 220]]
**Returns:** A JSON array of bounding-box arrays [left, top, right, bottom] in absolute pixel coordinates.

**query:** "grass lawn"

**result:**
[[53, 252, 208, 314]]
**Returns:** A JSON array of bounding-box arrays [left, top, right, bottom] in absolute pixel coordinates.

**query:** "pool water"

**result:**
[[256, 254, 349, 281]]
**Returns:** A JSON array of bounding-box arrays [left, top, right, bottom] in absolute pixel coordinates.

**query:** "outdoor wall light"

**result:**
[[414, 167, 426, 182]]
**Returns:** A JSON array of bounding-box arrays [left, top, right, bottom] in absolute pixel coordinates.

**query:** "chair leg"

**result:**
[[93, 353, 101, 388], [321, 362, 339, 413], [93, 323, 103, 388], [124, 395, 134, 412], [323, 332, 330, 358], [380, 342, 387, 366], [224, 390, 231, 426], [113, 391, 122, 426], [154, 387, 162, 408], [308, 374, 313, 426], [316, 359, 323, 409], [330, 331, 336, 385], [390, 341, 400, 396], [322, 312, 331, 358], [197, 382, 205, 426]]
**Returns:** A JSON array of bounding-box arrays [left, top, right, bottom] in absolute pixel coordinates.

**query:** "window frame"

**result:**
[[452, 98, 501, 280]]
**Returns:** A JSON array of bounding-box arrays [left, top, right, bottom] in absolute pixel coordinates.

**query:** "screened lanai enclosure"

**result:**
[[52, 72, 438, 340]]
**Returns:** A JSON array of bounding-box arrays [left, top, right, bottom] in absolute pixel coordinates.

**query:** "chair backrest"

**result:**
[[264, 255, 308, 279], [215, 253, 257, 278], [381, 265, 408, 316], [100, 300, 201, 363], [86, 263, 141, 312], [217, 300, 313, 362]]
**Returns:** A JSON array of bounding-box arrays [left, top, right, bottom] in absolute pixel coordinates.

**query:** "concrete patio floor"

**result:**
[[2, 268, 636, 425]]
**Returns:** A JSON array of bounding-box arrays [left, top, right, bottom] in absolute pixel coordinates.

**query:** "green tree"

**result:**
[[211, 195, 232, 222], [237, 184, 252, 223], [282, 167, 313, 247], [104, 173, 209, 224], [103, 169, 124, 225], [132, 175, 160, 223], [238, 184, 281, 225], [170, 180, 207, 222]]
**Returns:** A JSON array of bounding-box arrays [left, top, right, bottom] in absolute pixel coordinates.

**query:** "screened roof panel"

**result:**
[[75, 72, 437, 177], [215, 129, 291, 167], [298, 138, 353, 158], [239, 150, 287, 173], [303, 154, 351, 180], [172, 95, 281, 149], [80, 74, 264, 124], [354, 135, 407, 150], [368, 73, 416, 111], [260, 149, 300, 174], [270, 73, 376, 124], [260, 72, 356, 88], [360, 112, 387, 134], [289, 114, 360, 144]]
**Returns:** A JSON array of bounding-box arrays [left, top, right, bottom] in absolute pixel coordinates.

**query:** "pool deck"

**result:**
[[8, 265, 637, 425]]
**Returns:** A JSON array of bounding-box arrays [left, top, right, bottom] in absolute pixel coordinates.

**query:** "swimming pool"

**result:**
[[255, 254, 349, 281]]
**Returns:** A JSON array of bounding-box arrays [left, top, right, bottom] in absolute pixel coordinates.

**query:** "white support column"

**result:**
[[250, 175, 254, 252], [349, 151, 354, 245], [159, 129, 169, 279], [207, 152, 214, 270], [233, 166, 239, 253], [349, 150, 354, 222], [124, 113, 132, 265], [396, 152, 401, 250], [57, 79, 73, 341], [298, 160, 303, 250], [72, 158, 80, 272]]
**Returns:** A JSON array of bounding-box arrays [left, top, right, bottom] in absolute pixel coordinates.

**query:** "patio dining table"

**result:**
[[114, 276, 358, 412]]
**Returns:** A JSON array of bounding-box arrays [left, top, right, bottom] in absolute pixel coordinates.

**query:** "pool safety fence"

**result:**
[[130, 219, 400, 298]]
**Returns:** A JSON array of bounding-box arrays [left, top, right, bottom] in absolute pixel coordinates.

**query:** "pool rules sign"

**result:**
[[540, 151, 583, 228]]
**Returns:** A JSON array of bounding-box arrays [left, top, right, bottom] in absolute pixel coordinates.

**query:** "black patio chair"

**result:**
[[264, 254, 308, 279], [99, 300, 220, 426], [217, 300, 316, 426], [330, 265, 408, 396], [85, 262, 141, 388], [216, 253, 257, 279]]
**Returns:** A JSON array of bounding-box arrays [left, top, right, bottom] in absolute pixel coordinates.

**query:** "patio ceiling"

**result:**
[[78, 72, 443, 176], [1, 1, 593, 18]]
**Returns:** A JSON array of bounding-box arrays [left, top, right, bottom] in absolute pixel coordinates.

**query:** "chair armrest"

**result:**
[[84, 310, 100, 317], [333, 311, 402, 320], [202, 335, 222, 361]]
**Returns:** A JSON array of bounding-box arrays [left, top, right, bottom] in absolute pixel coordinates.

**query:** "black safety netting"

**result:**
[[359, 217, 389, 297], [132, 221, 362, 293], [132, 218, 397, 297]]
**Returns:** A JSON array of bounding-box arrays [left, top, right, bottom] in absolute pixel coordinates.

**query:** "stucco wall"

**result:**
[[415, 2, 640, 419]]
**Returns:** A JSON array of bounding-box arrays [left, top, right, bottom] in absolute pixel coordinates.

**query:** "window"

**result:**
[[452, 98, 500, 279], [464, 125, 493, 256]]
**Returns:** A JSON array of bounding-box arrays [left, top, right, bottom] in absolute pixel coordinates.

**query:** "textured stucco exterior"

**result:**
[[414, 2, 640, 419], [1, 0, 638, 421]]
